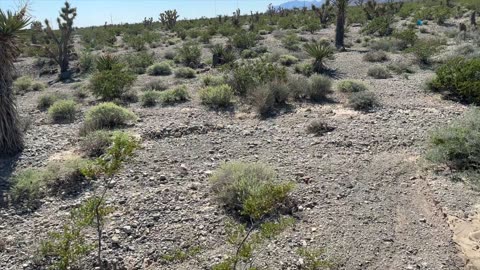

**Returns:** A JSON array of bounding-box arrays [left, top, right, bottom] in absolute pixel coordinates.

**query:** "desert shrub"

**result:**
[[13, 76, 33, 93], [368, 66, 391, 79], [211, 44, 236, 66], [95, 54, 121, 72], [282, 32, 300, 51], [337, 80, 368, 93], [304, 41, 334, 73], [79, 51, 96, 74], [90, 64, 136, 100], [428, 57, 480, 104], [388, 61, 415, 74], [80, 103, 137, 135], [231, 31, 257, 50], [210, 161, 294, 220], [294, 63, 314, 77], [393, 29, 418, 50], [202, 75, 225, 87], [240, 49, 257, 59], [307, 75, 332, 102], [287, 75, 310, 100], [141, 91, 161, 107], [428, 108, 480, 171], [124, 34, 146, 51], [164, 50, 176, 60], [177, 42, 202, 68], [363, 50, 389, 62], [43, 158, 89, 196], [199, 84, 234, 108], [123, 51, 155, 74], [369, 38, 401, 52], [31, 81, 47, 92], [306, 120, 334, 136], [38, 93, 66, 111], [10, 168, 47, 209], [227, 60, 287, 96], [48, 100, 77, 123], [362, 17, 393, 36], [279, 55, 299, 66], [407, 38, 444, 65], [73, 85, 89, 99], [159, 86, 189, 105], [144, 80, 168, 91], [348, 91, 378, 111], [175, 67, 196, 78], [147, 62, 172, 76], [249, 79, 291, 116], [79, 130, 113, 157]]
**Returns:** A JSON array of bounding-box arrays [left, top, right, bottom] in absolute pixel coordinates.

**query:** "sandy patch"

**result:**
[[448, 206, 480, 270]]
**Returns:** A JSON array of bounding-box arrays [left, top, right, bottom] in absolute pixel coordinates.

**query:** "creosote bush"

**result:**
[[37, 93, 67, 111], [363, 50, 389, 62], [428, 108, 480, 171], [147, 62, 172, 76], [210, 161, 294, 220], [428, 57, 480, 104], [13, 76, 46, 93], [48, 100, 77, 123], [79, 130, 113, 157], [279, 54, 299, 66], [177, 42, 202, 68], [199, 84, 234, 108], [348, 91, 379, 111], [307, 75, 332, 102], [175, 67, 196, 78], [141, 91, 161, 107], [159, 86, 189, 105], [90, 63, 136, 100], [337, 80, 368, 93], [368, 66, 391, 79], [80, 103, 137, 136]]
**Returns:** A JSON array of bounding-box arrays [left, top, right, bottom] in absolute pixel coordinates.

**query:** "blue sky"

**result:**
[[1, 0, 287, 28]]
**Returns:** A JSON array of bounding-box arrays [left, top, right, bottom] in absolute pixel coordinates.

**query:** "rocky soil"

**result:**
[[0, 22, 479, 270]]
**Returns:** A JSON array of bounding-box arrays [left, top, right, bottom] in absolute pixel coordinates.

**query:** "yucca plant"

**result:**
[[0, 6, 30, 155], [304, 41, 334, 73], [211, 44, 235, 67], [95, 54, 120, 71]]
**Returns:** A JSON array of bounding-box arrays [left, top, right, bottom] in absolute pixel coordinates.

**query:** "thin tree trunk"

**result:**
[[335, 1, 347, 50]]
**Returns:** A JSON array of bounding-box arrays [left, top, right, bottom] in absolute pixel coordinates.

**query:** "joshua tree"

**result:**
[[30, 20, 43, 44], [312, 0, 334, 26], [232, 8, 241, 27], [334, 0, 350, 50], [0, 6, 30, 155], [159, 10, 179, 30], [43, 1, 77, 81], [471, 11, 477, 28]]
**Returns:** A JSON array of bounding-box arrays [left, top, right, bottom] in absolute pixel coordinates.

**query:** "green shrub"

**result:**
[[387, 61, 415, 74], [159, 86, 189, 105], [10, 168, 46, 209], [90, 66, 136, 100], [279, 55, 299, 66], [80, 103, 137, 135], [363, 50, 389, 62], [38, 93, 65, 111], [428, 108, 480, 171], [337, 80, 368, 93], [348, 91, 378, 111], [175, 67, 196, 78], [31, 81, 47, 91], [227, 60, 287, 96], [304, 41, 334, 73], [210, 162, 294, 220], [79, 130, 113, 157], [95, 54, 121, 72], [123, 51, 155, 74], [250, 80, 290, 116], [164, 50, 176, 60], [79, 51, 96, 74], [13, 76, 33, 93], [294, 63, 314, 77], [282, 32, 300, 51], [367, 66, 391, 79], [199, 84, 234, 108], [428, 57, 480, 104], [307, 75, 332, 102], [362, 17, 393, 36], [407, 38, 444, 65], [211, 44, 236, 66], [177, 42, 202, 68], [240, 49, 257, 59], [287, 75, 310, 100], [147, 62, 172, 76], [231, 31, 257, 50], [141, 91, 161, 107], [393, 29, 418, 50], [202, 75, 225, 87], [144, 80, 168, 91], [48, 100, 77, 123]]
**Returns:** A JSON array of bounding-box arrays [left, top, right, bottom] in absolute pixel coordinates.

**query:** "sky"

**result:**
[[0, 0, 288, 28]]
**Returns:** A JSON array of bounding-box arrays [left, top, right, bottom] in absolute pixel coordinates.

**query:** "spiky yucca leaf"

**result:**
[[304, 41, 334, 73]]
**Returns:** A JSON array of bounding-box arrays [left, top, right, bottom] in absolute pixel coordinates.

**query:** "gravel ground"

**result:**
[[0, 21, 479, 270]]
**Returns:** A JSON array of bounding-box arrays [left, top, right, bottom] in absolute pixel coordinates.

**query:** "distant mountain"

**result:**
[[274, 1, 324, 10]]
